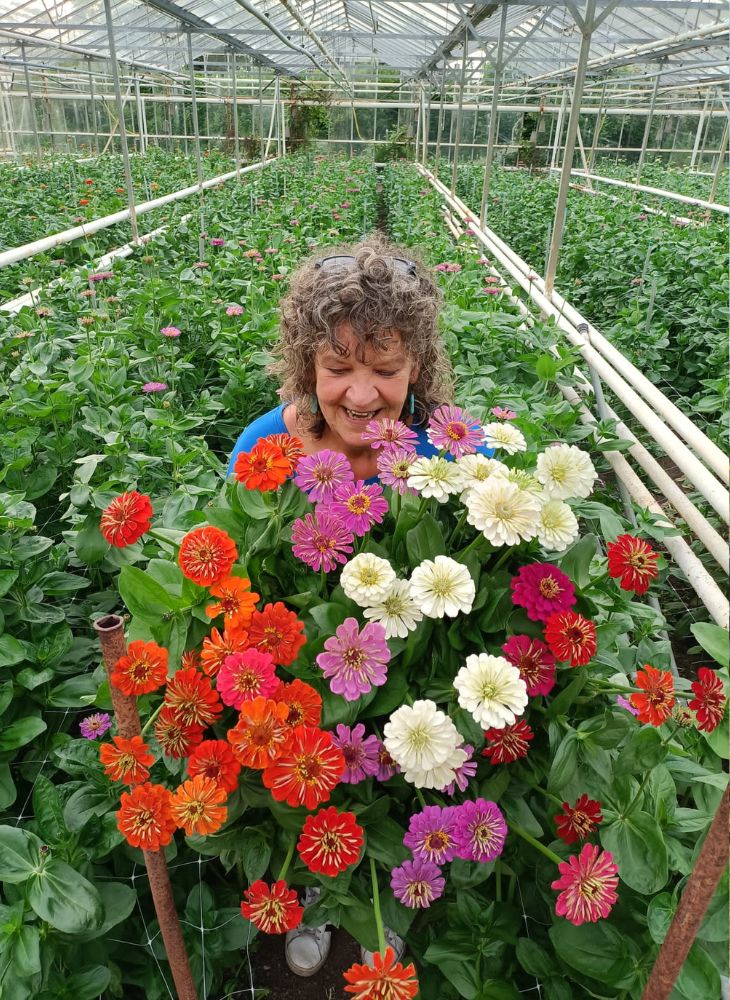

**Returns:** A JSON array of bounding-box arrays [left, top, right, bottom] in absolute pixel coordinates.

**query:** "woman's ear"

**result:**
[[409, 359, 420, 384]]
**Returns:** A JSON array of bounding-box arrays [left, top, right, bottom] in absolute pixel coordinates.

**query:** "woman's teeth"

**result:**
[[345, 408, 378, 419]]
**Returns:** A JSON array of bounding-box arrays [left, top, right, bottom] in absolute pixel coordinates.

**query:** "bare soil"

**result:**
[[250, 927, 361, 999]]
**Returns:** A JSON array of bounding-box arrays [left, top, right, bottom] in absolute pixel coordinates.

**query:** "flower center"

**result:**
[[313, 531, 335, 553], [424, 830, 449, 852], [132, 807, 156, 833], [407, 725, 431, 751], [235, 669, 260, 693], [347, 494, 371, 515], [314, 466, 334, 485], [430, 570, 455, 598], [343, 745, 364, 766], [358, 568, 380, 586], [446, 421, 467, 441], [118, 752, 137, 774], [321, 831, 343, 853], [579, 875, 604, 901], [295, 754, 323, 783], [478, 679, 500, 700], [538, 576, 560, 599], [406, 880, 431, 903], [342, 647, 365, 672]]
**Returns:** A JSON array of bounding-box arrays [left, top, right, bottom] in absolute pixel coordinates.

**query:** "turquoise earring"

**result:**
[[408, 392, 415, 415], [309, 393, 319, 414]]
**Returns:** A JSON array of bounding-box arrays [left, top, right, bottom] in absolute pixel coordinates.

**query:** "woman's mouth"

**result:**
[[343, 406, 380, 422]]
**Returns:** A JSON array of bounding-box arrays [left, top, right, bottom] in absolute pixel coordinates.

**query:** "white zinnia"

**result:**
[[406, 456, 465, 502], [409, 555, 475, 618], [384, 699, 462, 777], [454, 653, 528, 729], [340, 552, 396, 607], [503, 468, 544, 499], [363, 579, 423, 639], [482, 422, 527, 455], [404, 746, 469, 790], [537, 498, 580, 551], [535, 444, 597, 500], [465, 478, 541, 547], [456, 454, 508, 500]]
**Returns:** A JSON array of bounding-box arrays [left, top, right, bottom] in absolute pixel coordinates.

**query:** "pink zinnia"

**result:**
[[291, 507, 354, 573], [79, 712, 112, 739], [294, 450, 354, 504], [141, 381, 167, 393], [502, 635, 556, 697], [452, 799, 507, 863], [404, 806, 459, 864], [390, 858, 444, 908], [377, 447, 417, 495], [483, 287, 501, 296], [510, 564, 576, 623], [374, 740, 399, 780], [491, 406, 517, 420], [331, 480, 389, 537], [217, 649, 278, 709], [88, 271, 114, 282], [551, 843, 619, 925], [426, 404, 484, 458], [160, 325, 181, 338], [226, 305, 244, 316], [361, 418, 418, 452], [316, 618, 390, 701], [332, 723, 380, 783], [439, 744, 477, 795], [210, 237, 225, 246]]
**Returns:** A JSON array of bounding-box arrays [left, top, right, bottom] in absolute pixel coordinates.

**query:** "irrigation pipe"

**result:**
[[568, 181, 696, 227], [565, 169, 729, 214]]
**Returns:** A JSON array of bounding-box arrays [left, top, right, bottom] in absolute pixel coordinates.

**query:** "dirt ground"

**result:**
[[251, 927, 361, 999]]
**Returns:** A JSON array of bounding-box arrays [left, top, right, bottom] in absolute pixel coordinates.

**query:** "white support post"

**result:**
[[588, 81, 606, 170], [258, 66, 264, 164], [450, 31, 469, 195], [134, 76, 145, 155], [690, 92, 711, 169], [709, 120, 728, 204], [423, 82, 431, 164], [636, 68, 661, 186], [415, 83, 422, 163], [102, 0, 138, 243], [87, 59, 99, 156], [434, 66, 446, 173], [185, 29, 205, 259], [20, 43, 41, 160], [230, 50, 241, 180], [479, 2, 508, 225], [549, 88, 568, 171]]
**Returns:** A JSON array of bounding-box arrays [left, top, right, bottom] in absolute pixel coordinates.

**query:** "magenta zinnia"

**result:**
[[510, 563, 576, 623], [426, 404, 484, 458], [291, 507, 354, 572], [404, 805, 458, 864], [377, 447, 417, 496], [390, 857, 445, 909], [452, 799, 507, 862], [331, 480, 389, 536], [294, 450, 354, 503], [439, 744, 477, 795], [361, 418, 418, 451], [332, 723, 380, 783], [216, 649, 279, 709], [316, 617, 391, 701], [502, 635, 556, 697], [551, 843, 619, 925]]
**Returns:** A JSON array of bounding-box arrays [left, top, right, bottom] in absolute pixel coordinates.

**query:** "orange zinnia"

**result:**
[[111, 640, 168, 696], [248, 602, 306, 666], [170, 775, 228, 836], [200, 625, 249, 677], [234, 439, 291, 491], [181, 648, 201, 670], [163, 667, 222, 728], [262, 725, 345, 810], [117, 782, 177, 851], [100, 491, 153, 547], [178, 526, 238, 587], [205, 576, 259, 629], [227, 697, 290, 769], [99, 735, 154, 785], [630, 665, 675, 726], [343, 946, 419, 999], [154, 707, 205, 759], [272, 678, 322, 728], [267, 433, 305, 470], [187, 739, 241, 792]]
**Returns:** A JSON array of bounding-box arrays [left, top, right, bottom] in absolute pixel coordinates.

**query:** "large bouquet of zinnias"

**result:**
[[96, 405, 728, 999]]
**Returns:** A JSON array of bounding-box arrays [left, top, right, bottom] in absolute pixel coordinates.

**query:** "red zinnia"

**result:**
[[227, 696, 290, 769], [630, 665, 675, 726], [248, 602, 306, 666], [200, 625, 249, 677], [205, 576, 259, 630], [544, 611, 597, 667], [178, 526, 238, 587], [111, 640, 168, 696], [99, 735, 154, 785], [297, 806, 364, 876], [262, 725, 345, 810], [343, 946, 419, 1000], [181, 648, 202, 671], [116, 782, 176, 851], [163, 667, 222, 728], [482, 720, 534, 764], [187, 739, 241, 792], [502, 635, 556, 696], [240, 880, 303, 934], [689, 667, 727, 733], [272, 678, 322, 728], [607, 534, 659, 595], [170, 775, 228, 836], [234, 440, 291, 491], [555, 794, 603, 845], [154, 707, 204, 758], [100, 491, 153, 547]]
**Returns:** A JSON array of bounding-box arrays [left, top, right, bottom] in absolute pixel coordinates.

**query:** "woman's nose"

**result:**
[[345, 376, 380, 408]]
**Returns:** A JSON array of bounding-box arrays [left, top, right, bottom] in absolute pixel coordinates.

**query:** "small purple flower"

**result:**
[[79, 712, 112, 740], [226, 305, 244, 316], [390, 858, 445, 908], [294, 450, 354, 504], [160, 325, 181, 338], [374, 739, 399, 781], [435, 262, 461, 273], [483, 287, 501, 296], [265, 247, 277, 254], [404, 806, 459, 864], [291, 507, 354, 573], [426, 404, 485, 458], [453, 799, 507, 863], [316, 617, 390, 701], [210, 237, 225, 246], [88, 271, 114, 282], [491, 406, 517, 420], [332, 723, 380, 783], [377, 447, 417, 496], [439, 744, 477, 795], [330, 480, 389, 537], [361, 418, 418, 452], [617, 694, 640, 717], [141, 381, 167, 394]]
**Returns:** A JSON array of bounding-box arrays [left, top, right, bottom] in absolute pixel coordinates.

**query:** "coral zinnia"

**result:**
[[502, 635, 556, 697], [100, 491, 153, 547], [297, 806, 364, 876], [271, 678, 322, 729], [607, 534, 660, 595], [262, 725, 345, 810], [227, 696, 290, 768], [170, 775, 228, 836], [111, 640, 168, 696], [178, 526, 238, 587], [482, 719, 534, 764], [241, 880, 303, 934], [217, 648, 279, 709], [200, 625, 249, 677], [551, 843, 619, 925], [510, 563, 576, 622], [154, 707, 204, 759], [99, 735, 154, 785], [234, 439, 291, 491], [205, 576, 259, 629], [163, 667, 222, 728], [689, 667, 727, 733], [555, 794, 603, 845], [343, 946, 419, 1000], [630, 665, 675, 726], [248, 602, 306, 666], [117, 782, 177, 851], [544, 611, 597, 667], [187, 739, 241, 792]]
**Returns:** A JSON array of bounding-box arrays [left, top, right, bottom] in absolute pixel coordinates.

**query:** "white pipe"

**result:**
[[566, 169, 729, 214], [567, 180, 697, 227]]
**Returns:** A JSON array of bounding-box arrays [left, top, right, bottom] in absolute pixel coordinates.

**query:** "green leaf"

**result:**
[[339, 898, 380, 953], [10, 925, 40, 978], [614, 727, 668, 775], [406, 513, 445, 564], [27, 859, 103, 933], [548, 732, 578, 791], [0, 826, 43, 883], [674, 943, 721, 1000], [118, 564, 180, 624], [239, 827, 272, 883], [690, 623, 729, 669], [549, 920, 637, 987], [647, 892, 674, 945], [424, 940, 480, 998], [535, 354, 558, 380], [600, 809, 668, 894], [47, 675, 98, 708], [557, 534, 598, 589], [365, 817, 409, 866], [74, 512, 110, 566], [0, 635, 26, 667], [477, 983, 521, 1000], [32, 776, 67, 845], [0, 717, 46, 752], [516, 938, 558, 978], [0, 570, 19, 597], [63, 786, 115, 833], [60, 966, 112, 1000]]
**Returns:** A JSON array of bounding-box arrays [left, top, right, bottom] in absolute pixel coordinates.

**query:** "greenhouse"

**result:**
[[0, 0, 727, 998]]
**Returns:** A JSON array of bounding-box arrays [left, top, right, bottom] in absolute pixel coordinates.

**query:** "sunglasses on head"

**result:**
[[314, 254, 417, 277]]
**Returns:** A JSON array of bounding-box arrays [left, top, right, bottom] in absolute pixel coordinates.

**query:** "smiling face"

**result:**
[[313, 322, 418, 454]]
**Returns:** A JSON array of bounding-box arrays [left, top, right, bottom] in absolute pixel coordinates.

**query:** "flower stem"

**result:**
[[489, 548, 512, 574], [510, 822, 562, 866], [140, 701, 164, 738], [623, 723, 680, 818], [369, 857, 387, 956], [457, 532, 484, 561], [446, 506, 468, 548], [276, 837, 297, 882]]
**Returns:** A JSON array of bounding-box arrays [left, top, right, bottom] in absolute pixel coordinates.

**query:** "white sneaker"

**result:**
[[285, 887, 332, 978], [360, 926, 405, 967]]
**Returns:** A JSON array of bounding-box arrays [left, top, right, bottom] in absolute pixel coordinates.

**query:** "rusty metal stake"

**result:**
[[641, 785, 728, 1000], [94, 615, 199, 1000]]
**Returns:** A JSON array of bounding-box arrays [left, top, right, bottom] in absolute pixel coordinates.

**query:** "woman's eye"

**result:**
[[376, 370, 398, 378], [327, 368, 348, 375]]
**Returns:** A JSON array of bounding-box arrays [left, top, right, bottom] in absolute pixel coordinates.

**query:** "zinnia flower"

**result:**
[[272, 678, 322, 728], [343, 946, 419, 1000], [178, 526, 238, 587], [111, 640, 168, 696], [160, 325, 181, 337], [404, 806, 458, 864], [607, 534, 660, 595], [79, 712, 112, 739], [297, 806, 364, 876], [292, 507, 354, 572], [217, 648, 279, 709], [482, 422, 527, 454], [409, 555, 475, 618], [551, 843, 619, 925], [452, 798, 507, 862], [510, 563, 577, 622], [294, 450, 354, 503], [363, 579, 423, 639], [170, 775, 228, 836], [200, 625, 249, 677], [116, 782, 176, 851], [205, 575, 259, 629], [383, 700, 464, 788], [226, 304, 244, 316], [502, 635, 556, 696], [248, 602, 306, 666], [164, 667, 222, 728], [362, 418, 418, 452], [491, 406, 517, 420], [426, 404, 484, 458], [689, 667, 727, 733], [142, 382, 167, 394], [154, 707, 204, 759], [234, 440, 291, 491], [227, 696, 290, 768], [555, 794, 603, 845], [100, 491, 153, 547], [390, 857, 445, 908], [187, 740, 241, 792], [331, 480, 389, 536], [482, 720, 534, 764], [100, 735, 154, 785], [241, 880, 303, 934], [456, 454, 506, 497], [536, 444, 597, 500], [262, 725, 345, 809], [454, 653, 528, 729], [332, 723, 380, 782], [439, 744, 477, 795], [340, 553, 396, 607], [465, 478, 541, 547], [536, 498, 580, 551], [317, 618, 391, 701], [375, 740, 399, 781], [545, 611, 597, 667], [266, 433, 305, 469], [630, 665, 675, 726], [406, 455, 465, 502], [377, 447, 418, 495]]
